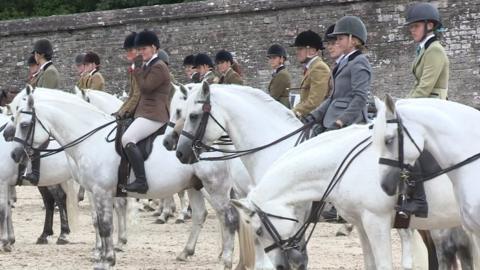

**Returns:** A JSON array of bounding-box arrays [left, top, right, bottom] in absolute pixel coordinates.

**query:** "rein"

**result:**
[[256, 134, 373, 254], [181, 96, 313, 161], [13, 108, 117, 159]]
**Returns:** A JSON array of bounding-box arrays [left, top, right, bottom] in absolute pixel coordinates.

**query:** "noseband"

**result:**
[[378, 114, 422, 174], [12, 108, 51, 156]]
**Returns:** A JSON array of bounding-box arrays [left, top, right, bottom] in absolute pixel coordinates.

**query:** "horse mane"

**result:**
[[233, 201, 256, 270], [372, 97, 387, 151], [209, 84, 299, 126]]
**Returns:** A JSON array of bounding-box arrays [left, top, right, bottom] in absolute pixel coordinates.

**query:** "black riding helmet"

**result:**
[[134, 29, 160, 49], [183, 54, 196, 66], [267, 44, 287, 59], [32, 39, 54, 60], [292, 30, 325, 50], [215, 50, 233, 64], [194, 53, 214, 68], [83, 51, 100, 66], [324, 24, 336, 42], [123, 32, 137, 50]]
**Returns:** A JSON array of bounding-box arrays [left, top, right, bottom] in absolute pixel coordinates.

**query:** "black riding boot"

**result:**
[[399, 181, 428, 218], [23, 151, 40, 185], [124, 143, 148, 194]]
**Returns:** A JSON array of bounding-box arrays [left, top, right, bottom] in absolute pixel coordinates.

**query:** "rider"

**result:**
[[215, 49, 243, 85], [183, 54, 200, 83], [306, 16, 370, 131], [266, 44, 291, 108], [73, 53, 86, 88], [291, 30, 331, 118], [406, 2, 448, 99], [23, 39, 62, 184], [193, 53, 219, 84], [79, 51, 105, 91], [323, 24, 344, 95], [396, 3, 449, 218], [27, 54, 39, 86], [114, 32, 141, 120], [121, 29, 172, 194]]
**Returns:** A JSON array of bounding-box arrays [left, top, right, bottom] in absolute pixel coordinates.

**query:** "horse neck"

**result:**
[[88, 91, 122, 114], [214, 91, 301, 182], [36, 100, 113, 159], [248, 126, 373, 212], [400, 102, 480, 167]]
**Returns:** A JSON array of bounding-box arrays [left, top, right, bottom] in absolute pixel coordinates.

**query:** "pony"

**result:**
[[175, 83, 462, 269]]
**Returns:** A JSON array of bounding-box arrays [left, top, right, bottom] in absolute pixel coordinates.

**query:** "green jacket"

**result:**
[[35, 62, 60, 89], [268, 66, 291, 108], [408, 39, 449, 99]]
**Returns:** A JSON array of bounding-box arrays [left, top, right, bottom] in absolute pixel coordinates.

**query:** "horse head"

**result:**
[[231, 199, 308, 270], [10, 89, 50, 164], [176, 82, 227, 164], [374, 94, 425, 196], [163, 83, 190, 151]]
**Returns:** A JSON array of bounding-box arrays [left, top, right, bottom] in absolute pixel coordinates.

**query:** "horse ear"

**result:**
[[27, 95, 34, 108], [201, 81, 210, 98], [26, 84, 33, 95], [179, 84, 188, 98], [231, 199, 254, 217], [385, 94, 395, 115], [74, 86, 81, 95]]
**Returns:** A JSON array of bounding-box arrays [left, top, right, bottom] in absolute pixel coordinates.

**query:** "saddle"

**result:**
[[114, 118, 167, 197]]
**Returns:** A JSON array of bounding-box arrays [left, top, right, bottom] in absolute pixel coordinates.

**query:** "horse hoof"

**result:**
[[8, 238, 15, 245], [56, 237, 69, 245], [3, 244, 12, 252], [175, 218, 185, 224], [176, 253, 188, 261], [335, 231, 347, 237], [155, 219, 166, 224], [36, 237, 48, 245]]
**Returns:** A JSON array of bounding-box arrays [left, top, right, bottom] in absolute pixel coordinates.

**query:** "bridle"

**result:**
[[378, 113, 422, 176], [182, 95, 313, 161]]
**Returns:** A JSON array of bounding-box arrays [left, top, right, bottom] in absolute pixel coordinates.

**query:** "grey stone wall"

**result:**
[[0, 0, 479, 105]]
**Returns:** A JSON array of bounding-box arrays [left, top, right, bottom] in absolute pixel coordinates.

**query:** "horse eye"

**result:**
[[20, 122, 30, 129], [256, 227, 263, 236], [189, 113, 199, 121], [385, 137, 394, 145]]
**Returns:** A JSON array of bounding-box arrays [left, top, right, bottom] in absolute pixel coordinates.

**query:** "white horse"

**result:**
[[174, 84, 461, 269], [374, 95, 480, 268], [8, 87, 247, 269], [0, 113, 79, 251], [5, 87, 130, 252]]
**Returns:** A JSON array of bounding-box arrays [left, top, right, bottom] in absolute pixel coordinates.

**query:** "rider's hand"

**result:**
[[301, 114, 317, 125]]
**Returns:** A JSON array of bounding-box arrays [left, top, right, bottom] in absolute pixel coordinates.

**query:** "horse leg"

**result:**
[[176, 188, 207, 261], [77, 186, 85, 202], [397, 229, 413, 270], [113, 197, 128, 251], [92, 194, 115, 269], [49, 185, 70, 245], [37, 186, 55, 244], [156, 196, 174, 224], [87, 191, 102, 261], [9, 185, 16, 207], [361, 213, 393, 270], [152, 198, 163, 217], [176, 190, 190, 223], [0, 184, 12, 251], [355, 223, 376, 269]]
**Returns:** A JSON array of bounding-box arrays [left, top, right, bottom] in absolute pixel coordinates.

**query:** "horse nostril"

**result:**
[[176, 151, 183, 160]]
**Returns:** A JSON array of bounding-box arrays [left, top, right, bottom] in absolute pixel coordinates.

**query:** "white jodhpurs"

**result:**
[[121, 117, 164, 147]]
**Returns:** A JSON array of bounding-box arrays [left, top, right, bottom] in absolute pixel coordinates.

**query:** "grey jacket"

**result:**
[[311, 51, 370, 129]]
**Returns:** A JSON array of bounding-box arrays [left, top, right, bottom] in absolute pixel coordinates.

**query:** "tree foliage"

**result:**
[[0, 0, 198, 20]]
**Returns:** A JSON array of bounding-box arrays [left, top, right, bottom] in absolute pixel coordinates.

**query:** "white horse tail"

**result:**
[[61, 179, 79, 232], [234, 202, 255, 270]]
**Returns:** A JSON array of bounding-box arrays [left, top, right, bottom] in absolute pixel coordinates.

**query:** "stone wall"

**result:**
[[0, 0, 479, 105]]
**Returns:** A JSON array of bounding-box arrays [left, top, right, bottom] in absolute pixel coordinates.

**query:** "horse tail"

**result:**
[[234, 205, 256, 270], [61, 179, 79, 232]]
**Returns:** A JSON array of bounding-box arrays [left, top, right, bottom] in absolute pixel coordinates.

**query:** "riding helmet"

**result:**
[[404, 2, 442, 28], [32, 39, 54, 58], [292, 30, 325, 50], [134, 29, 160, 49], [83, 51, 101, 66], [215, 50, 233, 64], [194, 53, 214, 68], [123, 32, 137, 50], [267, 44, 287, 59], [183, 54, 196, 66], [329, 16, 368, 45]]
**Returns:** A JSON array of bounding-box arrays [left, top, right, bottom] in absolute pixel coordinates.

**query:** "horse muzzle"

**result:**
[[3, 125, 15, 142], [380, 167, 401, 196], [163, 131, 179, 151]]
